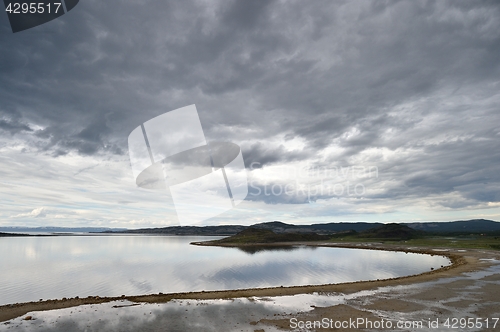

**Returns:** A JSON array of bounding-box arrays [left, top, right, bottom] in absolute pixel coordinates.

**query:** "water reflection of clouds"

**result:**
[[3, 264, 497, 332], [0, 236, 450, 305], [0, 300, 285, 332], [23, 246, 37, 259]]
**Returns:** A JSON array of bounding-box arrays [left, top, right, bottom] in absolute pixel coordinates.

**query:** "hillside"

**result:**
[[208, 223, 424, 244], [0, 226, 127, 233], [102, 219, 500, 236], [310, 222, 382, 233], [103, 225, 247, 236], [407, 219, 500, 234], [213, 227, 330, 244], [358, 223, 425, 240]]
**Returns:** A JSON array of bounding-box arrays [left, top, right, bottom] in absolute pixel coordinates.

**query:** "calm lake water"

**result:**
[[0, 235, 450, 305]]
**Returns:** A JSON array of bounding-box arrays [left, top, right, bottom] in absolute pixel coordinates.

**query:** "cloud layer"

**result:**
[[1, 0, 499, 226]]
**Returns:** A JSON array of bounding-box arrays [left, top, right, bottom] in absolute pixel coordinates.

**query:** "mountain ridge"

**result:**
[[2, 219, 498, 236], [104, 219, 500, 236]]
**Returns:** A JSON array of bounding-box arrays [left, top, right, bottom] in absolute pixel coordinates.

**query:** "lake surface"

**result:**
[[0, 235, 450, 305]]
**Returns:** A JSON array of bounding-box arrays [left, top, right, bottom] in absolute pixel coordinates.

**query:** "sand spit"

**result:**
[[1, 243, 498, 331]]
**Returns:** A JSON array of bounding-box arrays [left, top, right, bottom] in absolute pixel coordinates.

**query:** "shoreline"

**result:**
[[0, 242, 483, 323]]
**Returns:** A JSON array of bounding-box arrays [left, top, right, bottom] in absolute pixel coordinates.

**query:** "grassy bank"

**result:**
[[327, 235, 500, 251], [207, 224, 500, 251]]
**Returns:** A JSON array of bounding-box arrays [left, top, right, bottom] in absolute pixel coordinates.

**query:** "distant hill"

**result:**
[[104, 221, 384, 236], [4, 219, 497, 236], [205, 223, 426, 244], [0, 232, 33, 237], [109, 225, 247, 236], [250, 221, 298, 231], [251, 221, 317, 233], [310, 222, 382, 233], [212, 227, 330, 244], [249, 219, 500, 235], [251, 221, 384, 233], [0, 226, 127, 233], [358, 223, 425, 240], [407, 219, 500, 234]]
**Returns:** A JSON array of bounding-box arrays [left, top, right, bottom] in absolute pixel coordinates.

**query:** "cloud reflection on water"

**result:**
[[0, 236, 450, 305]]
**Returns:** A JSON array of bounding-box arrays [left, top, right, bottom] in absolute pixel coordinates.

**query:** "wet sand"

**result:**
[[256, 247, 500, 331], [1, 243, 499, 331]]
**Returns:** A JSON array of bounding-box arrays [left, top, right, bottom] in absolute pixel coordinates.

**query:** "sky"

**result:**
[[1, 0, 499, 228]]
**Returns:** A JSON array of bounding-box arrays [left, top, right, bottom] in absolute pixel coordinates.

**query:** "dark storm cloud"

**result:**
[[0, 118, 32, 134], [0, 0, 284, 154], [1, 0, 499, 209], [243, 141, 310, 168]]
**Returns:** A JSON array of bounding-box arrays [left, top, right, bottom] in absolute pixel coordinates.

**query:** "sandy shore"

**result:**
[[1, 243, 499, 331]]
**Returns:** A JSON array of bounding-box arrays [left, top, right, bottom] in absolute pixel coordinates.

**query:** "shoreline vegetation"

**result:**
[[1, 220, 499, 324], [192, 222, 500, 251]]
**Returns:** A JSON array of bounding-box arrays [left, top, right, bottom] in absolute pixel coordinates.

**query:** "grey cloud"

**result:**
[[0, 118, 32, 134], [1, 0, 499, 213], [242, 141, 310, 168], [246, 183, 310, 205]]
